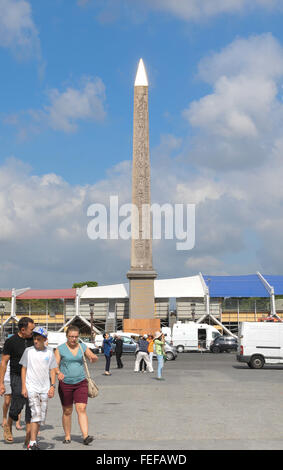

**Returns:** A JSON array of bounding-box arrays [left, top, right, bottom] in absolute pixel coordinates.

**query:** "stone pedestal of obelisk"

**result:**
[[126, 59, 158, 325]]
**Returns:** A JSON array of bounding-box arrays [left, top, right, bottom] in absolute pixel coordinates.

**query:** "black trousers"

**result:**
[[139, 359, 147, 371], [9, 374, 31, 423], [116, 352, 123, 368]]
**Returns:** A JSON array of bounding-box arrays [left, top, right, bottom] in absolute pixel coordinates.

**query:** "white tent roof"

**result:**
[[155, 276, 204, 298], [81, 276, 205, 300], [80, 283, 129, 299]]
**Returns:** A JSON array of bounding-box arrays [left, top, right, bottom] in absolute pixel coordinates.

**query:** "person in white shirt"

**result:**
[[20, 327, 57, 451]]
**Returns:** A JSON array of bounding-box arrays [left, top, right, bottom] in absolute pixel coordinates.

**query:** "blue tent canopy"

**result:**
[[203, 274, 270, 298], [262, 275, 283, 296]]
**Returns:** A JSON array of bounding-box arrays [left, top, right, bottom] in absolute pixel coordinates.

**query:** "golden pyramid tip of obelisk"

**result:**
[[134, 58, 148, 87]]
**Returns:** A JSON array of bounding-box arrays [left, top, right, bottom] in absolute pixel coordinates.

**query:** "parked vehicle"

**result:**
[[111, 335, 137, 354], [79, 337, 99, 354], [47, 331, 99, 353], [109, 335, 177, 361], [210, 335, 238, 353], [158, 341, 177, 361], [237, 321, 283, 369], [94, 331, 138, 351], [162, 322, 221, 353]]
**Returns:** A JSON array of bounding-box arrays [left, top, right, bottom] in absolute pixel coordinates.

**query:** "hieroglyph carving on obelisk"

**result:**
[[127, 59, 157, 319]]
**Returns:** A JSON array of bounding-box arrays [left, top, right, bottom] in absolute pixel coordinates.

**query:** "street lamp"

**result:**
[[89, 303, 95, 343], [0, 303, 5, 342]]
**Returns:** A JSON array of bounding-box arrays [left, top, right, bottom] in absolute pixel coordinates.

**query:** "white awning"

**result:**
[[81, 283, 129, 299], [154, 276, 205, 298], [81, 275, 205, 300]]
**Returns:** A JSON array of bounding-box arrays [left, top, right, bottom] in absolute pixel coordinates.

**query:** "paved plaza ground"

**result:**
[[1, 352, 283, 451]]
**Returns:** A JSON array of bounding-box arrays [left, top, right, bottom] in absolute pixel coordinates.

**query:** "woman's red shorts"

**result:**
[[58, 379, 88, 407]]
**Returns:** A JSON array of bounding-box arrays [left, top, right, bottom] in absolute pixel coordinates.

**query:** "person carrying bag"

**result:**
[[78, 343, 99, 398], [54, 325, 98, 445]]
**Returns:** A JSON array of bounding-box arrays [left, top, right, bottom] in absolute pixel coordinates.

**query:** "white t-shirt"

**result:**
[[19, 346, 57, 394]]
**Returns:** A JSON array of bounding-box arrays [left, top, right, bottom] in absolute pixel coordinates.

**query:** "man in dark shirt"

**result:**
[[0, 317, 34, 445], [134, 335, 153, 373], [113, 335, 123, 369]]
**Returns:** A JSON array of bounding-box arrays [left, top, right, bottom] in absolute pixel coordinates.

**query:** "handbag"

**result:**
[[78, 343, 99, 398]]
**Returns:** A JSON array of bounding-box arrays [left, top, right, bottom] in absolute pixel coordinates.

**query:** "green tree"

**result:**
[[72, 281, 98, 288]]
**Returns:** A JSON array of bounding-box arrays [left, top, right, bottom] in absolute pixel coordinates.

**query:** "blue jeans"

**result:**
[[157, 354, 164, 378], [105, 354, 111, 372]]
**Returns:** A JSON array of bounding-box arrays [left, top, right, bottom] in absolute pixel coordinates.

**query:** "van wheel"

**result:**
[[166, 351, 174, 361], [176, 345, 184, 353], [249, 355, 265, 369], [211, 346, 220, 353]]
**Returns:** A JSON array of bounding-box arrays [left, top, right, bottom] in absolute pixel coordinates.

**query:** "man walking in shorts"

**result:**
[[20, 326, 57, 450], [0, 317, 35, 445]]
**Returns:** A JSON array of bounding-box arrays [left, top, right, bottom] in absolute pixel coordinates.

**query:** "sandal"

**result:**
[[63, 439, 71, 444], [83, 435, 94, 445], [3, 424, 13, 443]]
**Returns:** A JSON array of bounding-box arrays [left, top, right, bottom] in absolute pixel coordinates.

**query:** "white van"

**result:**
[[47, 332, 66, 350], [162, 321, 221, 353], [47, 332, 97, 353], [237, 321, 283, 369]]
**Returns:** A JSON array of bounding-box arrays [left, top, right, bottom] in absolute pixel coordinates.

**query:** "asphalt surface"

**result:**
[[1, 352, 283, 451]]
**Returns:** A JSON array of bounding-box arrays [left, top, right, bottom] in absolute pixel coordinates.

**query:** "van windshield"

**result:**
[[212, 332, 221, 339]]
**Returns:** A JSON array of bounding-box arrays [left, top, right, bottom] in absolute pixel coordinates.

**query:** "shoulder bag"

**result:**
[[78, 343, 99, 398]]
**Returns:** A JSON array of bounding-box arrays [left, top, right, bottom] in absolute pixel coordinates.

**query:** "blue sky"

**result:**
[[1, 0, 283, 288]]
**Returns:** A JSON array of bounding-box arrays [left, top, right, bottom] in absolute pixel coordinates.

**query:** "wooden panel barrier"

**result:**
[[123, 318, 161, 336]]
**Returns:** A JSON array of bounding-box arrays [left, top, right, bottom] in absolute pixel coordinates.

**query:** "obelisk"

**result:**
[[127, 59, 157, 320]]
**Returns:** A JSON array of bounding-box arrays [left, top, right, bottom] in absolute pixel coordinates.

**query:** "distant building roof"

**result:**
[[17, 289, 76, 300], [0, 290, 12, 298], [4, 274, 283, 301], [203, 274, 270, 298]]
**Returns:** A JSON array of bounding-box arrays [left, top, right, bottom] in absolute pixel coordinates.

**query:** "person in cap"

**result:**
[[154, 332, 166, 380], [20, 326, 57, 450]]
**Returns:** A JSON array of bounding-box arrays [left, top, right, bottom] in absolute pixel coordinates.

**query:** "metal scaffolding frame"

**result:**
[[198, 273, 238, 338]]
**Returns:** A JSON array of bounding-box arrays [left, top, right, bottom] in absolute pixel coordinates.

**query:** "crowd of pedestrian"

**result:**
[[134, 332, 166, 380], [0, 317, 98, 450], [0, 317, 167, 449]]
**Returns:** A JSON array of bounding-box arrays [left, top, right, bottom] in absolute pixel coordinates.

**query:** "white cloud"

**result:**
[[185, 75, 275, 138], [183, 34, 283, 170], [3, 76, 107, 136], [0, 157, 132, 287], [185, 255, 225, 273], [145, 0, 281, 20], [46, 77, 106, 133], [0, 0, 40, 58], [80, 0, 283, 22]]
